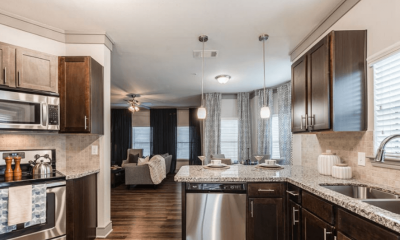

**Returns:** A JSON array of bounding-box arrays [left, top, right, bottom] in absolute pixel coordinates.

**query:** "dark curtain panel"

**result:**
[[111, 109, 132, 166], [150, 109, 177, 173], [189, 108, 202, 165]]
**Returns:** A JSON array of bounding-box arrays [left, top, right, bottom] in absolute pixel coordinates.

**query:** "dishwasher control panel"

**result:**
[[186, 183, 246, 191]]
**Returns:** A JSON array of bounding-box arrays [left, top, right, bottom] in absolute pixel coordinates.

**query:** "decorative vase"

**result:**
[[332, 164, 352, 179], [318, 153, 341, 176]]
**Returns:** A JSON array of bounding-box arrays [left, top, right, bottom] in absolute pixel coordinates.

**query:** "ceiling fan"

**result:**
[[125, 94, 151, 113]]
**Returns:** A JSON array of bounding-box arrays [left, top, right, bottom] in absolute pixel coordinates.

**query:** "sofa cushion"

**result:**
[[128, 153, 140, 164], [138, 156, 150, 166]]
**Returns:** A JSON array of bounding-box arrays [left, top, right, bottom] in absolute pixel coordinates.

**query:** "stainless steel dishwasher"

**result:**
[[186, 183, 246, 240]]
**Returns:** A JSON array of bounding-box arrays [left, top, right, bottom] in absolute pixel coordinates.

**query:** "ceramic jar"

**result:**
[[332, 164, 352, 179], [318, 153, 341, 176]]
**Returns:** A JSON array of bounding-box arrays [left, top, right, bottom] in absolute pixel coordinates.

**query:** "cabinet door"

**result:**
[[302, 209, 334, 240], [337, 231, 352, 240], [16, 47, 58, 92], [291, 55, 307, 133], [0, 43, 15, 87], [248, 198, 284, 240], [307, 36, 330, 131], [288, 200, 301, 240], [59, 57, 91, 133]]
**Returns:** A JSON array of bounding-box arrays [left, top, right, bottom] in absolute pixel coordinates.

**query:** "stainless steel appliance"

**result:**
[[0, 90, 59, 130], [186, 183, 246, 240], [0, 149, 66, 240], [29, 154, 53, 176]]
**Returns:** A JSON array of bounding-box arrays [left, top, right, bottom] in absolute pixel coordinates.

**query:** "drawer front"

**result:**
[[302, 191, 334, 225], [287, 183, 302, 204], [337, 208, 400, 240], [248, 183, 284, 198]]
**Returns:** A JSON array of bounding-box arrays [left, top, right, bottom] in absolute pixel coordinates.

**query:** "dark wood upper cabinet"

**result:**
[[0, 43, 15, 87], [302, 209, 334, 240], [16, 47, 58, 92], [59, 56, 104, 134], [291, 55, 308, 133], [248, 198, 284, 240], [291, 30, 367, 133]]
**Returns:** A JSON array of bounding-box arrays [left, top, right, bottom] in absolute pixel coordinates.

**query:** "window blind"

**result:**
[[374, 51, 400, 159], [177, 126, 190, 159], [221, 119, 239, 161], [132, 127, 151, 156], [272, 115, 280, 159]]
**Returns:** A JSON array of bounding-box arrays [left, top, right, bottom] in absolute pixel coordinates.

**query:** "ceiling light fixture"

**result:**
[[259, 34, 271, 119], [215, 75, 231, 84], [197, 35, 208, 120]]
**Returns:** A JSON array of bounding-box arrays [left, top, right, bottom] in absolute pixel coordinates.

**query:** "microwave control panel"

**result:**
[[48, 105, 59, 125]]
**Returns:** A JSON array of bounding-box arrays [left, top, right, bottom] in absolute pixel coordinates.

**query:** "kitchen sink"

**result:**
[[362, 200, 400, 215], [320, 184, 399, 199]]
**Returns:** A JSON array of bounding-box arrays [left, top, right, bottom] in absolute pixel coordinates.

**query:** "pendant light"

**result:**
[[259, 34, 271, 119], [197, 35, 208, 119]]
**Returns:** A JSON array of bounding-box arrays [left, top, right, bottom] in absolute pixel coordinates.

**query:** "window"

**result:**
[[132, 127, 151, 156], [271, 114, 280, 159], [221, 118, 238, 161], [374, 51, 400, 158], [177, 126, 189, 159]]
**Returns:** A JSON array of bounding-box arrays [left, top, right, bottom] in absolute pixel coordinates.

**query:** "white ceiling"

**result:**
[[0, 0, 342, 108]]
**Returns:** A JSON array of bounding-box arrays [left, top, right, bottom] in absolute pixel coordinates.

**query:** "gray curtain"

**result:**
[[203, 93, 222, 163], [237, 92, 251, 161], [277, 82, 292, 165], [256, 89, 274, 155]]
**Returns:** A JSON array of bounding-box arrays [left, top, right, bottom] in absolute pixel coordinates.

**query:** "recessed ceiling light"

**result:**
[[215, 75, 231, 84]]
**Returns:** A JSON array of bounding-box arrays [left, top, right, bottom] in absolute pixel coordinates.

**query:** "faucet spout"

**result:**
[[376, 134, 400, 162]]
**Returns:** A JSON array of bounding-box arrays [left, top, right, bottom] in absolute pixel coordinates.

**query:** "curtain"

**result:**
[[256, 89, 274, 155], [150, 109, 177, 173], [189, 108, 202, 165], [278, 82, 292, 165], [111, 109, 132, 166], [237, 92, 251, 161], [203, 93, 222, 163]]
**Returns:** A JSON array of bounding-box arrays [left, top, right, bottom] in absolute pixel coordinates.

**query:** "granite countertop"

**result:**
[[175, 165, 400, 233], [58, 168, 100, 180]]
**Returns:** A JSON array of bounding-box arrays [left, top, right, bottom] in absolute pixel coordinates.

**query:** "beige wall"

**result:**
[[293, 0, 400, 188]]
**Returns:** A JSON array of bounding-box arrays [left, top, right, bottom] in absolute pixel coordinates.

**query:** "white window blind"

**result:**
[[374, 51, 400, 157], [132, 127, 151, 156], [272, 114, 281, 159], [177, 126, 190, 159], [221, 119, 238, 161]]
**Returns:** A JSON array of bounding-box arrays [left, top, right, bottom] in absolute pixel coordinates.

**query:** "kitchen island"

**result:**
[[175, 165, 400, 240]]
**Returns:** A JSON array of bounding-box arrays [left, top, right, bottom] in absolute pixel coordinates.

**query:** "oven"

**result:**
[[0, 90, 59, 131]]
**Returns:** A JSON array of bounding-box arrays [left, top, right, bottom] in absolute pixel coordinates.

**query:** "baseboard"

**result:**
[[96, 221, 113, 238]]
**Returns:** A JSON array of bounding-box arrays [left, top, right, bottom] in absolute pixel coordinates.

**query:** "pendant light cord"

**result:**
[[202, 38, 205, 107], [263, 38, 266, 106]]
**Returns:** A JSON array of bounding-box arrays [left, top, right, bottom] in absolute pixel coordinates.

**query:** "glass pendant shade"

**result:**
[[197, 107, 206, 119], [260, 106, 270, 119], [128, 105, 135, 113], [215, 75, 231, 84], [134, 106, 140, 111]]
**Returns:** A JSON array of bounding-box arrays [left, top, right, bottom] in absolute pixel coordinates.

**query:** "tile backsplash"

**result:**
[[0, 134, 100, 173], [300, 131, 400, 188]]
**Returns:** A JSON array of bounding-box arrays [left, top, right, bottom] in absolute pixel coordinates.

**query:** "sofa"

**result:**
[[121, 149, 172, 186]]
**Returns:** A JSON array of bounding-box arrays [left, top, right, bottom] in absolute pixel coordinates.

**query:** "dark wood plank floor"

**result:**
[[98, 174, 182, 240]]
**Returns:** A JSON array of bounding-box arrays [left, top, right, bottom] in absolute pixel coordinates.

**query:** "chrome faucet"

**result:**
[[375, 134, 400, 162]]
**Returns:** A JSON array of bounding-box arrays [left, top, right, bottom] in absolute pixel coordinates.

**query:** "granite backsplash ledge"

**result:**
[[300, 131, 400, 189], [0, 134, 100, 174]]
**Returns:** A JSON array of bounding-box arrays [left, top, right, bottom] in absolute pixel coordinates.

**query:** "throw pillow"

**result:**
[[161, 153, 169, 158], [137, 156, 150, 166], [128, 153, 139, 164]]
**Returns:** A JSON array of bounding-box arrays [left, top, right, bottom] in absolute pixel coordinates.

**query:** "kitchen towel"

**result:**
[[0, 189, 16, 234], [8, 185, 32, 226], [24, 184, 47, 227]]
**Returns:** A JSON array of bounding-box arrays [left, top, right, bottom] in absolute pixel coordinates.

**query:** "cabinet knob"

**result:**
[[4, 67, 6, 85]]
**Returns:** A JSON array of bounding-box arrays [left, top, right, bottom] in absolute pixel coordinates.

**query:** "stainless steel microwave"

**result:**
[[0, 90, 60, 130]]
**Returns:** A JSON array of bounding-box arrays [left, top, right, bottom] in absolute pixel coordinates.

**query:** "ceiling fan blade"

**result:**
[[139, 105, 151, 109]]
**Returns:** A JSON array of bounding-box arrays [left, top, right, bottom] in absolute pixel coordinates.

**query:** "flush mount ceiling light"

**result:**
[[259, 34, 271, 119], [197, 35, 208, 120], [215, 75, 231, 84]]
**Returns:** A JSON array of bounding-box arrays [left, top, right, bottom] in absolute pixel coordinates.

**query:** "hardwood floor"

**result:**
[[98, 174, 182, 239]]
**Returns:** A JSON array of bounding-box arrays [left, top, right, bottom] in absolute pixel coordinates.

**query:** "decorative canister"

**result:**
[[317, 153, 341, 176], [332, 164, 352, 179]]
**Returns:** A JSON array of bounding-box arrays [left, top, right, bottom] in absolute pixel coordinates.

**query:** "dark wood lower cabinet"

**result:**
[[247, 198, 284, 240], [337, 231, 353, 240], [66, 173, 97, 240], [288, 200, 301, 240], [302, 209, 334, 240]]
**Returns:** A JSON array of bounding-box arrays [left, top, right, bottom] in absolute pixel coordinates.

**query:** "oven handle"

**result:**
[[42, 102, 48, 127]]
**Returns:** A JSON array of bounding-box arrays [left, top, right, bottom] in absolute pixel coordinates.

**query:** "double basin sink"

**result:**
[[321, 184, 400, 214]]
